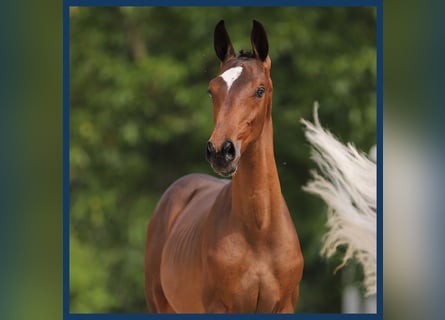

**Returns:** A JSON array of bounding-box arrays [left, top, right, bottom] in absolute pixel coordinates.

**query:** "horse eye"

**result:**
[[207, 89, 213, 98], [255, 86, 266, 98]]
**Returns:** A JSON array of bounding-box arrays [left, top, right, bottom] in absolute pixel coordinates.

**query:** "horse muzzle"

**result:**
[[205, 140, 240, 177]]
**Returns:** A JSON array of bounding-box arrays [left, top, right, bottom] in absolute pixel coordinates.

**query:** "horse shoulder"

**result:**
[[158, 174, 228, 312]]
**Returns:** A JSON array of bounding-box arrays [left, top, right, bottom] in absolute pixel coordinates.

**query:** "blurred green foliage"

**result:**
[[70, 7, 375, 313]]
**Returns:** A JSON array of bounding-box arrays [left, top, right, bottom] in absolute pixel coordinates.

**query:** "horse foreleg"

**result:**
[[148, 284, 176, 313]]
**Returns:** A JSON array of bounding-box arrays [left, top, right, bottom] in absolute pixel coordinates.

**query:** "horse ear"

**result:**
[[250, 20, 269, 62], [214, 20, 236, 62]]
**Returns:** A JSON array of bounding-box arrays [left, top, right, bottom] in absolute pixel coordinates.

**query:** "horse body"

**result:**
[[144, 20, 303, 313]]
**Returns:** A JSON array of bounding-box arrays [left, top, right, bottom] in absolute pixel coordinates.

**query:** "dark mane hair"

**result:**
[[237, 49, 254, 59]]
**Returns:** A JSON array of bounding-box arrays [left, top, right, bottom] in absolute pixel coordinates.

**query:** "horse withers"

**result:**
[[144, 20, 303, 313]]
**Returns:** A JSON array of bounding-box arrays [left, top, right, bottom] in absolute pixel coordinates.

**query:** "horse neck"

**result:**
[[231, 115, 283, 230]]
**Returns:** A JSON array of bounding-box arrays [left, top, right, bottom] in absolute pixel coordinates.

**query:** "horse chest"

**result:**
[[205, 232, 299, 312]]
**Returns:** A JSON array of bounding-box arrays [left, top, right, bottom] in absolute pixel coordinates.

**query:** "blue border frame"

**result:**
[[63, 1, 383, 319], [66, 0, 378, 6], [376, 2, 383, 317], [63, 1, 71, 318], [65, 314, 380, 320]]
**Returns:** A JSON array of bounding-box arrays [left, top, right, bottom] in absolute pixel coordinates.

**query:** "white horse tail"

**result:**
[[301, 102, 376, 296]]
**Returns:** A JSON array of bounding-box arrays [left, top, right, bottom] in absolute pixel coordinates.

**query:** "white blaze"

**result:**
[[219, 66, 243, 91]]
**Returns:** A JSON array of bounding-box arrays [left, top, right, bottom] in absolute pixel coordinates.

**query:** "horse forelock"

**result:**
[[237, 50, 254, 59]]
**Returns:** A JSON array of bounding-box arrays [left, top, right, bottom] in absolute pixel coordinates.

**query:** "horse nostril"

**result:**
[[206, 141, 216, 162], [221, 140, 236, 162]]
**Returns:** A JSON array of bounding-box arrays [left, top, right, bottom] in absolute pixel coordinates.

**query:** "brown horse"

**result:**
[[144, 20, 303, 313]]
